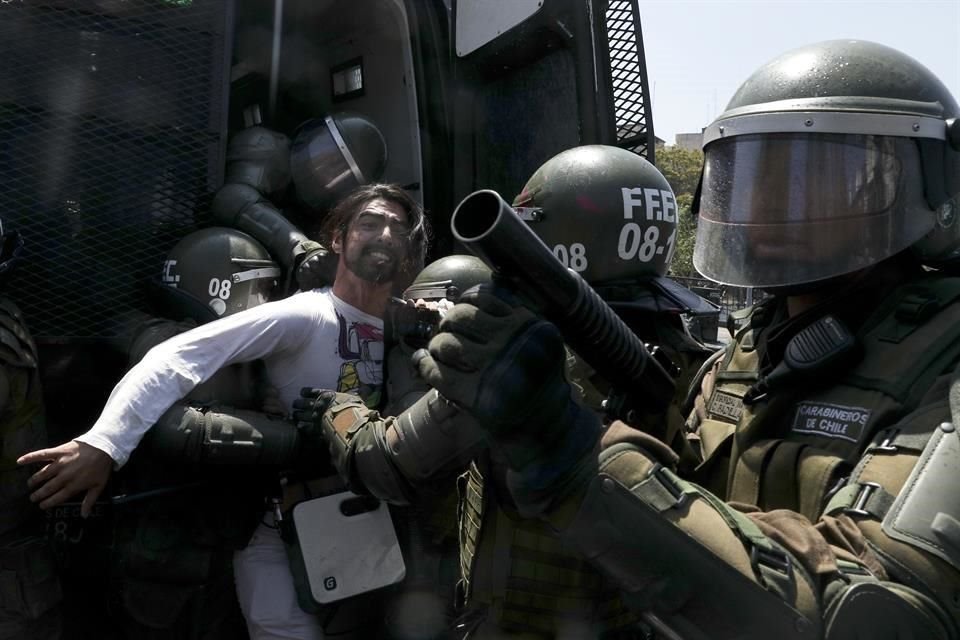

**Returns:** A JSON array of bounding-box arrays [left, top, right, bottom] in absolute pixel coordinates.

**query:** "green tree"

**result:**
[[657, 146, 703, 197], [656, 146, 703, 277], [671, 193, 697, 277]]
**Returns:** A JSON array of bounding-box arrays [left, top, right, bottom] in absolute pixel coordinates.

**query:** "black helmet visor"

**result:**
[[694, 133, 932, 287]]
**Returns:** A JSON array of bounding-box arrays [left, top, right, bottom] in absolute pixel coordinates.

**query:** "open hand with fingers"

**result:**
[[16, 440, 113, 517]]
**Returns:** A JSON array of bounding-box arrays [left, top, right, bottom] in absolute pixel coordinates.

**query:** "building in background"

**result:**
[[675, 130, 703, 151]]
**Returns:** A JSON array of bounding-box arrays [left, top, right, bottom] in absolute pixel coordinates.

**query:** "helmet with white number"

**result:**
[[513, 145, 677, 286], [512, 145, 709, 313], [159, 227, 281, 320]]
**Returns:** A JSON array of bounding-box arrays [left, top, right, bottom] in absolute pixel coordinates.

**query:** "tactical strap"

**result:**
[[834, 559, 876, 582], [456, 463, 484, 606], [763, 441, 805, 511], [624, 449, 799, 602], [849, 277, 960, 409], [691, 484, 797, 597], [631, 461, 699, 513], [682, 347, 727, 418], [865, 427, 934, 454], [823, 482, 896, 520], [797, 451, 846, 523], [737, 441, 848, 521], [823, 420, 937, 521], [556, 469, 818, 639], [729, 438, 779, 507]]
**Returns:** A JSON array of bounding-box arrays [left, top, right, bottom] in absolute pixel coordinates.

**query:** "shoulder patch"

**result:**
[[792, 402, 871, 443], [708, 389, 744, 424]]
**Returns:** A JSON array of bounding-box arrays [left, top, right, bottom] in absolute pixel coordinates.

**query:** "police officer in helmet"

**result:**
[[414, 40, 960, 639], [512, 144, 713, 432], [80, 227, 282, 639], [298, 145, 711, 638]]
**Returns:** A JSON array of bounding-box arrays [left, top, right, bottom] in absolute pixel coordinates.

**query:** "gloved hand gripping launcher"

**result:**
[[451, 190, 676, 420]]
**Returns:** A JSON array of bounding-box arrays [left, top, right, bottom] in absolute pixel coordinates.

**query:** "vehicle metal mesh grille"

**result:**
[[0, 0, 231, 339], [604, 0, 655, 162]]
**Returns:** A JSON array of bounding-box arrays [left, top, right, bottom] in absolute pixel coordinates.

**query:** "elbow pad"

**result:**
[[211, 183, 307, 271], [322, 390, 484, 504], [388, 389, 484, 483], [143, 404, 299, 467]]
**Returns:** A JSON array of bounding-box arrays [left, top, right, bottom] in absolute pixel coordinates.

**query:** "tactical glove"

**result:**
[[291, 387, 338, 466], [415, 285, 601, 515], [295, 241, 337, 291]]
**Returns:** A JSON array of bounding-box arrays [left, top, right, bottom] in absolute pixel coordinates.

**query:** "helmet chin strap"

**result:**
[[762, 267, 872, 299], [763, 268, 875, 318]]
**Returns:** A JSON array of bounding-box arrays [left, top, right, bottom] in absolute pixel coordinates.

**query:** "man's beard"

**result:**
[[346, 243, 400, 283]]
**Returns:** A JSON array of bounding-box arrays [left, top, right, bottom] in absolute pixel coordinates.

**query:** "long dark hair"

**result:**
[[319, 183, 430, 285]]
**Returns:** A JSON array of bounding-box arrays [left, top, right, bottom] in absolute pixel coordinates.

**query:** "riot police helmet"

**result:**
[[387, 254, 493, 349], [694, 39, 960, 288], [159, 227, 281, 321], [513, 145, 707, 314], [402, 254, 492, 303], [289, 112, 388, 211]]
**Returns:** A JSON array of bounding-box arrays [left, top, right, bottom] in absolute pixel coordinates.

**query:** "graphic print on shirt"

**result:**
[[336, 310, 384, 407]]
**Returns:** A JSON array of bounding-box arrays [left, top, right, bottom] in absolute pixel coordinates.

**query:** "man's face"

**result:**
[[335, 198, 410, 283]]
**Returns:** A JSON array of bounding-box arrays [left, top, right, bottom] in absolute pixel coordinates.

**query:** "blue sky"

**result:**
[[637, 0, 960, 145]]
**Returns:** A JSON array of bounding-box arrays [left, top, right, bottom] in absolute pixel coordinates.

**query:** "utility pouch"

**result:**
[[0, 536, 61, 619], [281, 490, 405, 614]]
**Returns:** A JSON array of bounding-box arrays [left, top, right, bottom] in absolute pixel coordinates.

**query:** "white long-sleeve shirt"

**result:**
[[76, 288, 385, 466]]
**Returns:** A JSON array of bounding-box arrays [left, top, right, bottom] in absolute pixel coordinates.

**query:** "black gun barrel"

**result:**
[[451, 190, 674, 412]]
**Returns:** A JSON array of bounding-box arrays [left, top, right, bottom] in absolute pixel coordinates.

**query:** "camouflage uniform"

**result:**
[[0, 298, 61, 640]]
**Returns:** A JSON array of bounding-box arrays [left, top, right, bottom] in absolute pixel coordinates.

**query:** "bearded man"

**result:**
[[18, 183, 429, 640]]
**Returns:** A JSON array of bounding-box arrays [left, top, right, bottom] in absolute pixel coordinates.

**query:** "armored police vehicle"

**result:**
[[0, 0, 713, 636], [0, 0, 663, 414]]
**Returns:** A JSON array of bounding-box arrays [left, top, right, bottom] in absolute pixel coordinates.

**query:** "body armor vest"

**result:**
[[0, 297, 46, 536], [697, 276, 960, 614], [699, 276, 960, 514], [458, 460, 638, 637]]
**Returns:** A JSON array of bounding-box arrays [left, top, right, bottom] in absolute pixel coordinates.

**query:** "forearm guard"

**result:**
[[142, 404, 300, 467], [547, 436, 821, 640], [211, 183, 317, 272], [322, 390, 484, 504]]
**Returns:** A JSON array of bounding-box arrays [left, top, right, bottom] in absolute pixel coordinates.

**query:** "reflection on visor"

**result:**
[[701, 133, 902, 225], [694, 133, 933, 288]]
